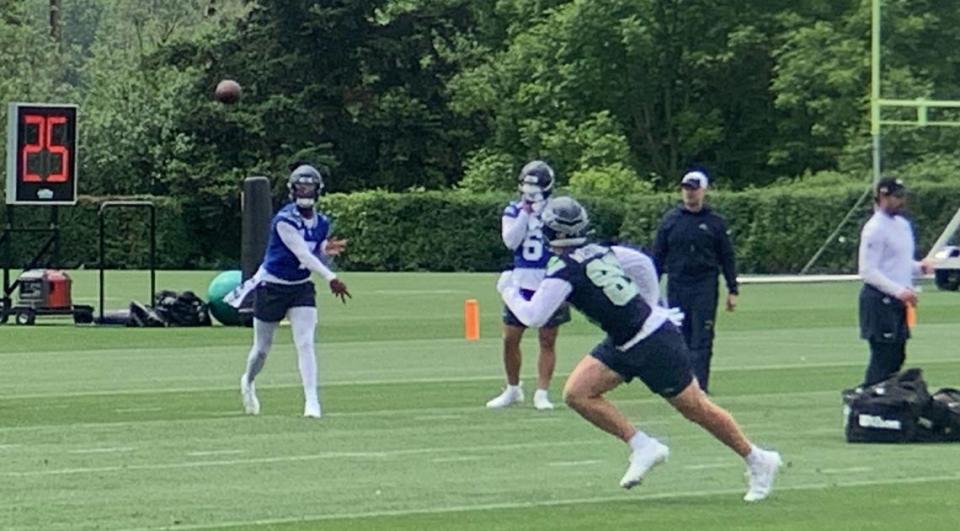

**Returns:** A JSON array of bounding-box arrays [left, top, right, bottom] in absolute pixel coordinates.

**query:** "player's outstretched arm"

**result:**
[[277, 222, 337, 278], [497, 274, 571, 328]]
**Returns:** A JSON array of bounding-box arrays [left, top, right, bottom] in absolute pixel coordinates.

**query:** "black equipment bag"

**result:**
[[153, 290, 212, 327], [917, 388, 960, 442], [128, 301, 166, 328], [844, 368, 930, 443]]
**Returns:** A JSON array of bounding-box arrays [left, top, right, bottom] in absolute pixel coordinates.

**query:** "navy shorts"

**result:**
[[502, 288, 571, 328], [859, 285, 910, 343], [254, 281, 316, 322], [590, 323, 694, 398]]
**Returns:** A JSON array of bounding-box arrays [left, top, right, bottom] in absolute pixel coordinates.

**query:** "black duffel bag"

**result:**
[[917, 388, 960, 442], [153, 290, 212, 327], [843, 368, 931, 443]]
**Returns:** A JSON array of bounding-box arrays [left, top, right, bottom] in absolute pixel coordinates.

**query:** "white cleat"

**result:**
[[619, 439, 670, 489], [240, 375, 260, 415], [485, 386, 524, 409], [533, 389, 555, 411], [303, 401, 322, 419], [744, 449, 783, 502]]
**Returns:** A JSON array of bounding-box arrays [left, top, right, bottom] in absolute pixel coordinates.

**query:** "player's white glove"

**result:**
[[665, 307, 685, 327], [496, 270, 516, 294]]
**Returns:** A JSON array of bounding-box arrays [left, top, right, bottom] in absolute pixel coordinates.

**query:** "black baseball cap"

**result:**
[[876, 177, 906, 197]]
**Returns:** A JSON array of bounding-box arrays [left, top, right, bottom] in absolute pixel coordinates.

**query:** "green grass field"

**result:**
[[2, 271, 960, 530]]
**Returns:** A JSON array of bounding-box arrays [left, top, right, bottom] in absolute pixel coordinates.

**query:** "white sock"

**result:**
[[535, 388, 549, 397], [245, 319, 278, 382], [507, 384, 521, 393], [628, 431, 654, 452], [289, 307, 319, 405], [745, 445, 764, 466]]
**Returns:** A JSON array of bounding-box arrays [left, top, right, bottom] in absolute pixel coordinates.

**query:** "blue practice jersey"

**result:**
[[262, 204, 330, 282], [503, 202, 552, 291], [503, 201, 551, 268]]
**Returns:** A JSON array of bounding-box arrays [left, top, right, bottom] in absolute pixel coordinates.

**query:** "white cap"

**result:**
[[681, 171, 708, 189]]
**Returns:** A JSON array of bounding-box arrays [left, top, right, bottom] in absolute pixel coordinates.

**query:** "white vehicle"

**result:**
[[928, 208, 960, 291]]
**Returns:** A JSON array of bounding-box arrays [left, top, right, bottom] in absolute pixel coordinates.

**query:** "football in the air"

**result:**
[[215, 79, 242, 104]]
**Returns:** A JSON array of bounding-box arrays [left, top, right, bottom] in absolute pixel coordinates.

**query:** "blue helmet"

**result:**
[[518, 160, 555, 204], [540, 196, 590, 247], [287, 165, 324, 208]]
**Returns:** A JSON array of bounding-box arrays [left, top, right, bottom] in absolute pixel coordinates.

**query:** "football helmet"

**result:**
[[518, 160, 555, 207], [540, 196, 590, 247], [287, 165, 324, 208]]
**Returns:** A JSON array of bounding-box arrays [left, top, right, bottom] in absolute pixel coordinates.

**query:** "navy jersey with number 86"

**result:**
[[546, 244, 652, 345]]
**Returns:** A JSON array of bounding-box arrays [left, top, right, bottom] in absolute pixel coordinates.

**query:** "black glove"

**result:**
[[329, 278, 351, 304]]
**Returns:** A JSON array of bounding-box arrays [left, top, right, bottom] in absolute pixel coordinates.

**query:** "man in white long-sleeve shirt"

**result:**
[[238, 165, 351, 418], [858, 177, 933, 386], [486, 161, 571, 410], [497, 196, 782, 501]]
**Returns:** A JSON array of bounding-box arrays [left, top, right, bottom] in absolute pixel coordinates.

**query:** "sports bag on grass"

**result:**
[[843, 368, 930, 443]]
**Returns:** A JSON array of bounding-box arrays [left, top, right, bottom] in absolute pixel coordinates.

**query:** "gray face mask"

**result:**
[[292, 182, 318, 208], [520, 184, 547, 208]]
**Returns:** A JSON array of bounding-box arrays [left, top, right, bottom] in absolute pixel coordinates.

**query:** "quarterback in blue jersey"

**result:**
[[497, 197, 781, 501], [239, 164, 351, 419], [486, 161, 571, 411]]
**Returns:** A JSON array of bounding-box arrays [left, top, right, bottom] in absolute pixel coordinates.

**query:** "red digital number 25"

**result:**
[[22, 114, 69, 183]]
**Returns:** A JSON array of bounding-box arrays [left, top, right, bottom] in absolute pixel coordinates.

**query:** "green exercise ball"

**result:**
[[207, 270, 243, 326]]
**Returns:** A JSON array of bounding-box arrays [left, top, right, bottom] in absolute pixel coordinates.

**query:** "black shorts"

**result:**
[[502, 289, 571, 328], [590, 323, 694, 398], [859, 285, 910, 343], [254, 281, 316, 322]]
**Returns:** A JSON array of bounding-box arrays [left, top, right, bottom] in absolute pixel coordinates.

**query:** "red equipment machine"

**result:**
[[9, 269, 93, 325]]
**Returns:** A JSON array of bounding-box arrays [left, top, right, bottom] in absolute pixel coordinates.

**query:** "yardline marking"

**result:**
[[67, 447, 134, 454], [115, 407, 163, 413], [819, 466, 874, 474], [3, 321, 958, 361], [413, 414, 463, 421], [0, 335, 505, 359], [684, 463, 738, 470], [6, 356, 959, 401], [0, 444, 20, 450], [430, 456, 483, 463], [123, 472, 960, 531], [186, 450, 245, 457], [0, 388, 843, 434], [1, 422, 838, 478], [2, 440, 599, 478], [548, 459, 604, 467]]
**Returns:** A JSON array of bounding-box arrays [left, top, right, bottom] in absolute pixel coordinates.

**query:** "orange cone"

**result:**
[[464, 299, 480, 341]]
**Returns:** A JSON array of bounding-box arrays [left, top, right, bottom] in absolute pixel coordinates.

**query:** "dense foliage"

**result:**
[[3, 0, 960, 272], [3, 183, 956, 274]]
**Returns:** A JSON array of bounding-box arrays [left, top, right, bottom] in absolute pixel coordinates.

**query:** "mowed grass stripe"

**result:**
[[3, 360, 960, 429], [130, 474, 960, 531]]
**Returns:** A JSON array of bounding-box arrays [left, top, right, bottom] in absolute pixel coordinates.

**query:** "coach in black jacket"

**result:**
[[652, 171, 738, 393]]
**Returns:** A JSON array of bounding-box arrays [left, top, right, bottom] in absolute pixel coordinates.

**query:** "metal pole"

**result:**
[[871, 0, 882, 185], [99, 207, 105, 320], [149, 205, 156, 302], [800, 186, 873, 275], [51, 206, 60, 267]]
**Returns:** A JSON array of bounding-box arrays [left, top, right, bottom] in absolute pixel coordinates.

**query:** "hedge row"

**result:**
[[0, 196, 236, 270], [321, 183, 958, 274], [2, 183, 956, 273]]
